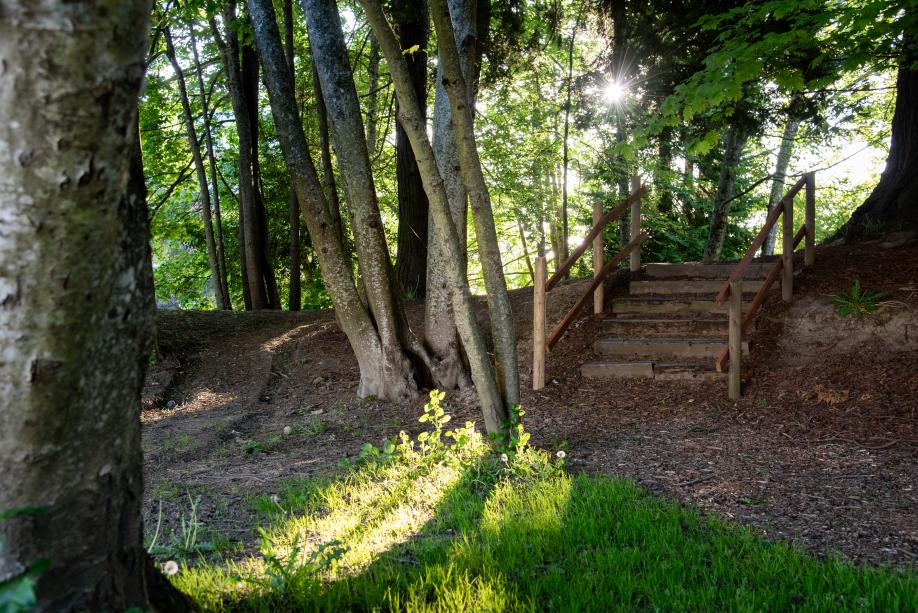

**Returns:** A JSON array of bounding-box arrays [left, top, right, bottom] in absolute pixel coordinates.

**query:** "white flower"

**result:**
[[283, 426, 292, 435], [556, 450, 566, 459], [270, 494, 280, 504], [500, 453, 509, 463], [162, 560, 179, 577]]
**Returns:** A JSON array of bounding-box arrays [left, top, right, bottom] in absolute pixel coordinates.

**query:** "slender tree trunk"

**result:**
[[360, 0, 508, 431], [249, 0, 420, 401], [560, 22, 576, 274], [430, 0, 520, 406], [837, 46, 918, 239], [392, 0, 430, 301], [284, 0, 302, 310], [762, 117, 800, 256], [703, 121, 748, 263], [365, 33, 381, 154], [0, 5, 191, 607], [656, 126, 675, 217], [163, 27, 228, 310], [189, 26, 232, 308], [424, 0, 476, 390], [312, 59, 344, 244]]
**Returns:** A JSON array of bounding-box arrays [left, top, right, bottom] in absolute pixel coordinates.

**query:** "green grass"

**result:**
[[170, 399, 916, 612]]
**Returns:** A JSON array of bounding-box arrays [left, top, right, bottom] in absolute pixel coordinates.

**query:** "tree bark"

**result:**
[[365, 33, 381, 155], [836, 51, 918, 240], [762, 117, 800, 256], [163, 27, 228, 310], [0, 4, 190, 608], [249, 0, 419, 401], [392, 0, 430, 301], [284, 0, 302, 311], [703, 121, 747, 263], [189, 26, 232, 309], [359, 0, 508, 432], [311, 58, 344, 244], [424, 0, 476, 391], [560, 21, 576, 274], [430, 0, 520, 406]]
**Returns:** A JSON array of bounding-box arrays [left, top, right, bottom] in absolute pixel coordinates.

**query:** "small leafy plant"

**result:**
[[832, 280, 885, 319], [0, 507, 50, 613]]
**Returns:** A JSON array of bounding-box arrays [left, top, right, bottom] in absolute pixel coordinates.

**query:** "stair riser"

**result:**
[[602, 319, 728, 337], [612, 300, 746, 315], [630, 280, 768, 295], [645, 262, 771, 279], [594, 340, 748, 359], [580, 362, 726, 381]]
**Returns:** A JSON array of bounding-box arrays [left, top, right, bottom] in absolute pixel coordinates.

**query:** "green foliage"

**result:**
[[147, 492, 216, 561], [0, 508, 49, 613], [833, 280, 886, 319]]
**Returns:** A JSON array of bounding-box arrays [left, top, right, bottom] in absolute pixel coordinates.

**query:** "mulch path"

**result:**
[[142, 238, 917, 569]]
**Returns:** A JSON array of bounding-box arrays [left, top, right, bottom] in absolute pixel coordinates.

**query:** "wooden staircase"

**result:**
[[580, 262, 773, 381]]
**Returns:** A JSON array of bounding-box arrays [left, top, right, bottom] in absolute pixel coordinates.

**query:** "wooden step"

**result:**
[[644, 262, 771, 279], [630, 279, 768, 296], [602, 317, 728, 338], [580, 360, 724, 381], [612, 297, 749, 316], [594, 337, 747, 359]]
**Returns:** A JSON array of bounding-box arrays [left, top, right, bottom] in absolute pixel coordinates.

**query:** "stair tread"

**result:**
[[596, 337, 730, 343]]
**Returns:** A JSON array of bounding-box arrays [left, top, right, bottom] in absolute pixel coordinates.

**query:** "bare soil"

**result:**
[[142, 237, 918, 569]]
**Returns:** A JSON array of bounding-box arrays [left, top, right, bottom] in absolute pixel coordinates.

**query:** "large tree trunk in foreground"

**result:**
[[0, 4, 190, 609], [249, 0, 419, 402], [360, 0, 507, 432], [424, 0, 477, 390], [762, 117, 799, 256], [392, 0, 431, 301], [163, 27, 229, 310], [836, 53, 918, 240], [430, 0, 520, 406], [703, 121, 747, 263]]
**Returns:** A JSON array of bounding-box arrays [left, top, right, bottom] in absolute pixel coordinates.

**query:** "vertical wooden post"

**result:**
[[593, 201, 604, 314], [728, 279, 742, 400], [533, 256, 546, 390], [629, 174, 641, 272], [782, 196, 794, 302], [805, 171, 816, 267]]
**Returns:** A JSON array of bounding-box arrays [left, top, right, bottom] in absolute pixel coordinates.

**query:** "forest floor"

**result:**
[[142, 234, 918, 570]]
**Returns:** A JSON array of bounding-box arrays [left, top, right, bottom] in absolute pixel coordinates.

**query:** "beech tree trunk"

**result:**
[[703, 121, 747, 263], [430, 0, 520, 406], [249, 0, 420, 401], [837, 52, 918, 239], [311, 59, 344, 244], [189, 26, 232, 308], [761, 117, 799, 256], [0, 4, 190, 609], [392, 0, 431, 301], [365, 34, 381, 155], [284, 0, 302, 310], [163, 27, 229, 310], [424, 0, 477, 391], [360, 0, 507, 432]]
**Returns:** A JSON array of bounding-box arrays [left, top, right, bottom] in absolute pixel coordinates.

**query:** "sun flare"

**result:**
[[603, 80, 627, 104]]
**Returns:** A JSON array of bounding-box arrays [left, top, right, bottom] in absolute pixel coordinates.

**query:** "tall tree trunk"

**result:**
[[251, 0, 420, 400], [0, 4, 191, 607], [703, 121, 748, 263], [211, 4, 264, 309], [360, 0, 507, 431], [560, 21, 577, 274], [656, 127, 675, 217], [365, 33, 381, 155], [284, 0, 302, 310], [762, 117, 800, 256], [424, 0, 476, 390], [430, 0, 520, 406], [189, 26, 232, 308], [242, 36, 281, 309], [837, 48, 918, 240], [392, 0, 430, 301], [312, 59, 344, 243], [163, 27, 228, 310]]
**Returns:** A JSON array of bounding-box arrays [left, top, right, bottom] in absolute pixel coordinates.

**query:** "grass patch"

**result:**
[[170, 394, 916, 611]]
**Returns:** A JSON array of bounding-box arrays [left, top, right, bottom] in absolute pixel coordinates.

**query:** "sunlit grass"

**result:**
[[171, 399, 917, 612]]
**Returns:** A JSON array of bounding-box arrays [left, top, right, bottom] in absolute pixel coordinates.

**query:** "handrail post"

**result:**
[[593, 201, 604, 314], [728, 279, 742, 399], [805, 171, 816, 267], [533, 256, 546, 390], [782, 196, 794, 302], [629, 174, 641, 272]]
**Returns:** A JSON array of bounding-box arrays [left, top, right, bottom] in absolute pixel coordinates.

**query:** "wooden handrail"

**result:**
[[714, 175, 808, 305], [547, 234, 646, 350], [546, 187, 646, 292], [714, 224, 809, 372]]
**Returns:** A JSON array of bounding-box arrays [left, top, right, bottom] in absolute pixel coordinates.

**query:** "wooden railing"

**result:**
[[715, 171, 816, 398], [532, 176, 646, 390]]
